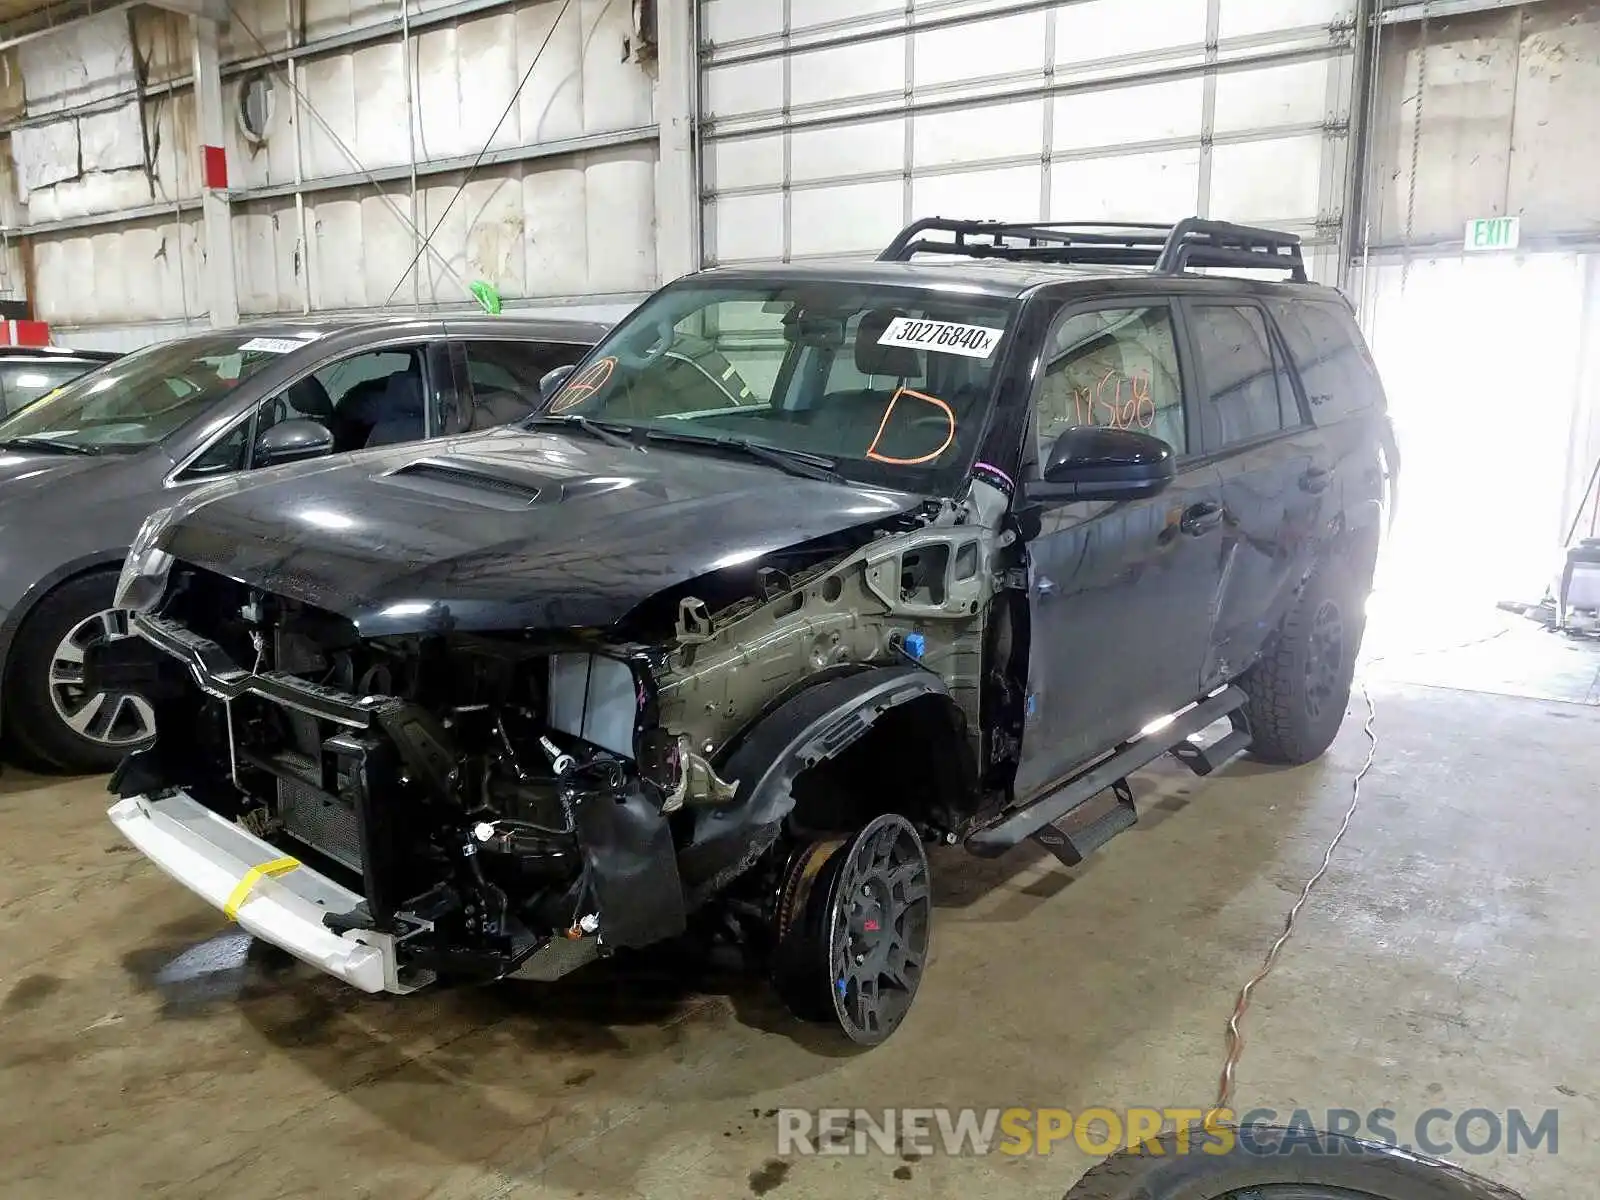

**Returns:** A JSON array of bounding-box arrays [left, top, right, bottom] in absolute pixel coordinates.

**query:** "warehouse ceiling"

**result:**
[[0, 0, 129, 46]]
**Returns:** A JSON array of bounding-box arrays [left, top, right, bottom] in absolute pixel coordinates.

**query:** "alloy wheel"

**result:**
[[824, 813, 932, 1045], [47, 608, 156, 748]]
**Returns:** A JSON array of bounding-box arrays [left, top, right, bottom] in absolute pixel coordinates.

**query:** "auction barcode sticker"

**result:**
[[877, 317, 1005, 360], [239, 334, 320, 354]]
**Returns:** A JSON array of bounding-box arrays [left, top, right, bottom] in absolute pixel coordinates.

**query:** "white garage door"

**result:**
[[699, 0, 1358, 279]]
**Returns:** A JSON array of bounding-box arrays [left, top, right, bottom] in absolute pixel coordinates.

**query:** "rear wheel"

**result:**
[[5, 570, 155, 773], [1240, 567, 1358, 766], [770, 814, 932, 1046]]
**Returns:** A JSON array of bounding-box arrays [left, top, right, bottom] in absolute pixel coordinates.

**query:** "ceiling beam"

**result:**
[[143, 0, 229, 23], [0, 0, 134, 53], [1379, 0, 1551, 24]]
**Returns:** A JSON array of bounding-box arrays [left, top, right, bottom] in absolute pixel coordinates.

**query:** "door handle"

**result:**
[[1180, 501, 1224, 536], [1300, 465, 1334, 493]]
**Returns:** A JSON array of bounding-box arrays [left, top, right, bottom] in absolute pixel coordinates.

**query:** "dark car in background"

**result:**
[[0, 313, 608, 773], [0, 345, 119, 416]]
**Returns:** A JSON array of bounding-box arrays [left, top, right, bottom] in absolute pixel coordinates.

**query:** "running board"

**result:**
[[1030, 779, 1137, 867], [1166, 707, 1253, 777], [965, 686, 1247, 859]]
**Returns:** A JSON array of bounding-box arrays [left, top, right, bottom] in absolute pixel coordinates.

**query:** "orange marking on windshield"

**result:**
[[550, 356, 616, 413], [864, 387, 956, 466]]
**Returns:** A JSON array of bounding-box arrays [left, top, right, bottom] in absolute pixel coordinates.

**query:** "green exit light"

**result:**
[[1465, 216, 1520, 252]]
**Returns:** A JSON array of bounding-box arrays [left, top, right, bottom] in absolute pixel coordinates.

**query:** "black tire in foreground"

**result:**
[[4, 569, 155, 774], [1065, 1126, 1527, 1200], [1240, 565, 1362, 766]]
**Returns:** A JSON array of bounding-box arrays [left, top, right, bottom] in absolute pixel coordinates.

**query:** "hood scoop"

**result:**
[[384, 457, 545, 508]]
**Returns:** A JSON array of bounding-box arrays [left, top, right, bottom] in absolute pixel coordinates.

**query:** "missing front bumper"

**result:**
[[107, 791, 430, 995]]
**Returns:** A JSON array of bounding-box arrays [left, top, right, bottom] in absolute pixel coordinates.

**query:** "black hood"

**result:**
[[159, 427, 924, 635]]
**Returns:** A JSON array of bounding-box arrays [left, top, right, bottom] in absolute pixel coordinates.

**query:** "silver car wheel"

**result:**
[[47, 608, 157, 747]]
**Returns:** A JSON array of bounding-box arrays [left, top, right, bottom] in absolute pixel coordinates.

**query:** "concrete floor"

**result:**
[[3, 671, 1597, 1199]]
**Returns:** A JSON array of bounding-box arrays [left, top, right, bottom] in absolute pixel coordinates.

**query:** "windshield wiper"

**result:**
[[522, 413, 642, 453], [642, 430, 842, 483], [0, 436, 100, 456]]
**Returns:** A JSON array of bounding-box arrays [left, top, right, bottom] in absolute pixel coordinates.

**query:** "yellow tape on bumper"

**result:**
[[223, 856, 301, 921]]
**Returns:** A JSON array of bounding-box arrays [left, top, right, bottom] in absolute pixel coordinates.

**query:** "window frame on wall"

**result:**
[[1179, 296, 1311, 459], [1027, 295, 1199, 470]]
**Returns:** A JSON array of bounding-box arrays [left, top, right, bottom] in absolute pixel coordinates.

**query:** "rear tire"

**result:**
[[1240, 567, 1359, 766], [1065, 1126, 1525, 1199], [4, 570, 155, 774]]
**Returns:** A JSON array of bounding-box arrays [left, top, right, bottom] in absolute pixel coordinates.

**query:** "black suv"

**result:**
[[102, 219, 1395, 1046]]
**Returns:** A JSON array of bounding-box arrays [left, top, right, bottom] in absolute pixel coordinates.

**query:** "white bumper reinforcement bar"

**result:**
[[108, 791, 426, 995]]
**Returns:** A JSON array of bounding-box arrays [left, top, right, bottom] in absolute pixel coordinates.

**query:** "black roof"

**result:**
[[696, 258, 1067, 299], [694, 257, 1348, 305]]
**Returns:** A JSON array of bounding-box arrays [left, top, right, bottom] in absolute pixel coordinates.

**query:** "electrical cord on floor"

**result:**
[[1209, 615, 1534, 1113], [1212, 680, 1380, 1113]]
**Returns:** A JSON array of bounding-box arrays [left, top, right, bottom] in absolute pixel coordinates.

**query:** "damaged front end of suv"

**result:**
[[102, 272, 1031, 1043]]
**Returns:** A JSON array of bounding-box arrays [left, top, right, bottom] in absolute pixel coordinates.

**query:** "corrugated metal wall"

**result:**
[[1, 0, 659, 342], [698, 0, 1360, 280], [6, 0, 1599, 365], [1365, 0, 1600, 251]]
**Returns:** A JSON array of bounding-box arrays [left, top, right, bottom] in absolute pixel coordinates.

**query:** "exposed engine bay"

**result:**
[[106, 474, 1022, 990]]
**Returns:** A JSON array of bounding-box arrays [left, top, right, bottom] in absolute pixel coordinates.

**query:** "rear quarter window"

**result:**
[[1268, 299, 1386, 423]]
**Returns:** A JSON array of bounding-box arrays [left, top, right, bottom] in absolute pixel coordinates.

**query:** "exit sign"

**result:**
[[1465, 216, 1520, 252]]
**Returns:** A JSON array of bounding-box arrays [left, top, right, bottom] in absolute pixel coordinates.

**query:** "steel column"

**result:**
[[655, 0, 698, 280], [191, 14, 240, 327]]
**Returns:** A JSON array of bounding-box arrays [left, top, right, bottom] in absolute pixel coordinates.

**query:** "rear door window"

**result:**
[[1190, 304, 1295, 450], [311, 347, 429, 452], [1268, 299, 1385, 422]]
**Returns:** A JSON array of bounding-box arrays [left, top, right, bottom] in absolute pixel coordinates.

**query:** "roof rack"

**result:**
[[877, 216, 1308, 282]]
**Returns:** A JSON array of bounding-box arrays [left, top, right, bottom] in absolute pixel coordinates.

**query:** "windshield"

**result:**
[[542, 281, 1018, 490], [0, 332, 307, 452], [0, 360, 103, 416]]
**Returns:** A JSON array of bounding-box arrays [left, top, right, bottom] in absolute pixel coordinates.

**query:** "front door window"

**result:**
[[1036, 304, 1187, 457], [180, 344, 434, 478]]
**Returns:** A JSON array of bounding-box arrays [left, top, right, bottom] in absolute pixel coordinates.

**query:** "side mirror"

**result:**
[[1032, 426, 1176, 503], [254, 418, 334, 468], [538, 363, 578, 407]]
